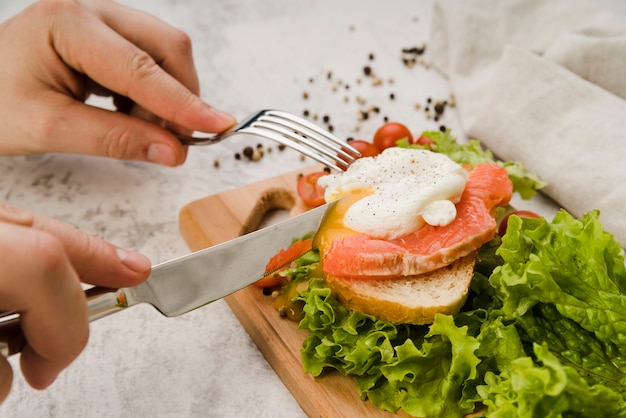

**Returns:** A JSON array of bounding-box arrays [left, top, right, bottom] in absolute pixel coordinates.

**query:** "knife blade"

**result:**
[[0, 199, 337, 356]]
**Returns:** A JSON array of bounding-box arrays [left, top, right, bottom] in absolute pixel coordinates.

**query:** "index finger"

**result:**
[[50, 2, 234, 133], [0, 222, 88, 390], [86, 0, 201, 96], [0, 202, 151, 289]]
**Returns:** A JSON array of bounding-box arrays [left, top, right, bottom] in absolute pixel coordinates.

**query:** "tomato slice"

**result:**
[[297, 171, 327, 207], [498, 210, 541, 236], [254, 238, 314, 288]]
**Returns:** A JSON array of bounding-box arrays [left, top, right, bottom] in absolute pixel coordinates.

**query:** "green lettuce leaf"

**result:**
[[293, 208, 626, 416], [478, 343, 626, 417], [299, 279, 483, 417], [491, 210, 626, 349]]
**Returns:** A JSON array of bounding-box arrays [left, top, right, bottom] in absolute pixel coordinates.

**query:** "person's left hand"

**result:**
[[0, 0, 236, 166]]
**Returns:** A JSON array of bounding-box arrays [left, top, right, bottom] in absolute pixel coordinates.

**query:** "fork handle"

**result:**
[[0, 287, 126, 357]]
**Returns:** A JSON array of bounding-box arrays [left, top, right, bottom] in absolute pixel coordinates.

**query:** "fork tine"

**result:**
[[254, 121, 354, 167], [263, 110, 361, 159], [244, 127, 350, 171], [258, 116, 358, 162]]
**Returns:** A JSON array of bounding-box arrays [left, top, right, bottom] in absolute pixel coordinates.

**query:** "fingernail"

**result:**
[[147, 143, 177, 166], [116, 248, 151, 273]]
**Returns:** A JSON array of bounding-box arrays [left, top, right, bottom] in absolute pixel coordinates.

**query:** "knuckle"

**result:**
[[169, 91, 198, 124], [126, 49, 160, 92], [31, 231, 68, 275], [167, 28, 194, 57], [101, 124, 134, 160], [35, 0, 79, 15], [31, 109, 63, 145], [68, 226, 99, 262]]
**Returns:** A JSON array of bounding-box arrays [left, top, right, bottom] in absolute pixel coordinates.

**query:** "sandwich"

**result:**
[[262, 129, 626, 417], [315, 146, 512, 325]]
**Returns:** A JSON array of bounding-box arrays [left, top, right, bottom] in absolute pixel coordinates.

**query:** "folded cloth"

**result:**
[[430, 0, 626, 246]]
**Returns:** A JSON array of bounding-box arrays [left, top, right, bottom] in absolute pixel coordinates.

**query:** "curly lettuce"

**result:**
[[299, 280, 482, 417], [294, 209, 626, 417]]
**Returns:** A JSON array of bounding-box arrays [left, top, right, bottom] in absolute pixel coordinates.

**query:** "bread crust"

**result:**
[[325, 253, 477, 325]]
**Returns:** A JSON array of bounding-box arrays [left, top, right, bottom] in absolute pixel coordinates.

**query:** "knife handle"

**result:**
[[0, 286, 126, 357]]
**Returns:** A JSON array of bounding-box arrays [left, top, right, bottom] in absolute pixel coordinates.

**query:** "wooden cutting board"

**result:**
[[179, 166, 410, 417]]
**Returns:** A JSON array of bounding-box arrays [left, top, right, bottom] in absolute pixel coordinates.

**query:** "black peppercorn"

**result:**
[[242, 146, 254, 159], [434, 102, 445, 115]]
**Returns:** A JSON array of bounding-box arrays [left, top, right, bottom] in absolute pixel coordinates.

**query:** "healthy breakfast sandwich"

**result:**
[[314, 146, 512, 325], [258, 126, 626, 417]]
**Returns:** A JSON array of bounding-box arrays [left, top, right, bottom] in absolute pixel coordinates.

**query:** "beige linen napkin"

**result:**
[[430, 0, 626, 246]]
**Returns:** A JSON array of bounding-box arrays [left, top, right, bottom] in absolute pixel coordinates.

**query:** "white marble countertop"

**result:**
[[0, 1, 624, 417]]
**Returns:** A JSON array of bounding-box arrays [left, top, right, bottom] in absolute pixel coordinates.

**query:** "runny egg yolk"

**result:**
[[313, 188, 373, 254]]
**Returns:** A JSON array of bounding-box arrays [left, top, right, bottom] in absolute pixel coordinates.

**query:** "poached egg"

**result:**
[[317, 147, 468, 242]]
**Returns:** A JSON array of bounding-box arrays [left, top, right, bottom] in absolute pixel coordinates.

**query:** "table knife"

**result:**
[[0, 199, 337, 356]]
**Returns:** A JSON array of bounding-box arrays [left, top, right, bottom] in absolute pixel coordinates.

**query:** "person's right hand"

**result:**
[[0, 0, 235, 166], [0, 202, 152, 402]]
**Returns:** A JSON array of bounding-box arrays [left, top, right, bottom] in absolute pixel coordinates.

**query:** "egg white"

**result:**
[[318, 148, 468, 240]]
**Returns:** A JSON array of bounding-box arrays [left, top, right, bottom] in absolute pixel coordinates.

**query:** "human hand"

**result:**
[[0, 0, 235, 166], [0, 202, 152, 401]]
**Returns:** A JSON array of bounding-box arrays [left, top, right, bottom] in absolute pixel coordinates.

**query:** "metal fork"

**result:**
[[174, 109, 360, 171]]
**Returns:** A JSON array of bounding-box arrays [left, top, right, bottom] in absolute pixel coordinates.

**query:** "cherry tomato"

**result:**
[[254, 238, 314, 288], [338, 139, 380, 167], [498, 210, 541, 236], [373, 122, 413, 151], [413, 135, 435, 149], [297, 171, 327, 207]]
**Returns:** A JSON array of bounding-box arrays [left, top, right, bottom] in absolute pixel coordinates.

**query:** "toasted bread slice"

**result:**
[[324, 253, 477, 325]]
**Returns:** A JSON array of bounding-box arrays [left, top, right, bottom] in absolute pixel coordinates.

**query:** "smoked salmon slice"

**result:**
[[321, 163, 513, 278]]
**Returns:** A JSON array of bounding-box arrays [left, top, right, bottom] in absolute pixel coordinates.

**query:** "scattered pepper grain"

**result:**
[[242, 146, 254, 159]]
